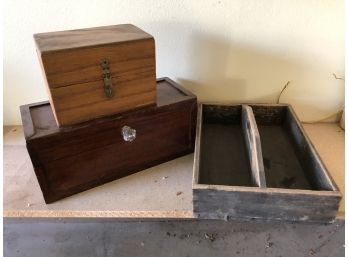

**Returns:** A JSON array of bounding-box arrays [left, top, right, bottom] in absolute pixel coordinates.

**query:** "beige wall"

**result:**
[[4, 0, 345, 125]]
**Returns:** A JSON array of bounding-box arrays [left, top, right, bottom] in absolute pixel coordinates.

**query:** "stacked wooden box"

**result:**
[[21, 24, 197, 203]]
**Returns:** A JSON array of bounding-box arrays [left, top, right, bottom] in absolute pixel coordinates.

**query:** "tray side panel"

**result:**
[[284, 107, 338, 191], [193, 188, 340, 222], [192, 104, 203, 185]]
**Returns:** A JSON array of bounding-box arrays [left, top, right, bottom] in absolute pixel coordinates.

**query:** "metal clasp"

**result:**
[[100, 58, 114, 98]]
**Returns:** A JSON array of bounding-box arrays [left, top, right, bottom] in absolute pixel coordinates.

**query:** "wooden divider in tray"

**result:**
[[193, 103, 341, 222]]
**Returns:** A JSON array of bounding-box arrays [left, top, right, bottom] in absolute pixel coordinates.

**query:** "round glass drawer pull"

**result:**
[[122, 126, 136, 142]]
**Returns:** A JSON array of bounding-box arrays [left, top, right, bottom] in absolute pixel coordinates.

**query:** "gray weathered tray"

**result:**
[[193, 103, 341, 222]]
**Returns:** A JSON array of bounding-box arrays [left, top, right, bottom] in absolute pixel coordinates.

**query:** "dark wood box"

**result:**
[[193, 103, 341, 222], [21, 78, 197, 203]]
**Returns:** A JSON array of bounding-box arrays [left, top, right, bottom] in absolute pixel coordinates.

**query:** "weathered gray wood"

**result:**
[[249, 104, 339, 191], [197, 104, 253, 187], [249, 104, 287, 125], [192, 104, 202, 185], [193, 103, 341, 222], [201, 104, 241, 124], [257, 125, 313, 189], [193, 186, 341, 222], [241, 105, 266, 187], [284, 105, 338, 191]]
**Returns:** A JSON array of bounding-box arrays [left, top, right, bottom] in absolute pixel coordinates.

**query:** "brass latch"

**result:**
[[100, 59, 114, 98]]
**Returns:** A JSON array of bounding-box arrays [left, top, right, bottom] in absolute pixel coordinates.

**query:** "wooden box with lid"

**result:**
[[34, 24, 156, 127], [20, 78, 197, 203]]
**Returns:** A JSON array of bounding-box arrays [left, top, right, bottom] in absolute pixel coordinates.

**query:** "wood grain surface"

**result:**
[[34, 24, 153, 52], [193, 186, 340, 222], [193, 103, 341, 222], [242, 105, 266, 187], [21, 78, 197, 203], [34, 24, 156, 126]]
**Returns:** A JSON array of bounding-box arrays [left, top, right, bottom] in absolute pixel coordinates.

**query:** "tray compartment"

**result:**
[[197, 104, 264, 187], [250, 105, 336, 191], [193, 103, 341, 222]]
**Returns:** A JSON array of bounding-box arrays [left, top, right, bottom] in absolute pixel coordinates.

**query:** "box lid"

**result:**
[[20, 78, 196, 140], [34, 24, 153, 53], [34, 24, 155, 89]]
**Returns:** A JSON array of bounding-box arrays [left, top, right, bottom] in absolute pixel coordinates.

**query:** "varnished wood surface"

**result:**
[[3, 123, 344, 218], [193, 103, 341, 222], [34, 24, 157, 126], [21, 78, 195, 140], [34, 24, 153, 53], [40, 40, 155, 88], [21, 78, 197, 203]]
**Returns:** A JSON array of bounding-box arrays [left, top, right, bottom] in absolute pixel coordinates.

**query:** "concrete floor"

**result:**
[[4, 218, 344, 257]]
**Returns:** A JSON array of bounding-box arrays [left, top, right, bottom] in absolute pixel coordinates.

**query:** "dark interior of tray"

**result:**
[[198, 104, 334, 191], [251, 105, 312, 189], [198, 105, 253, 187], [250, 105, 333, 191]]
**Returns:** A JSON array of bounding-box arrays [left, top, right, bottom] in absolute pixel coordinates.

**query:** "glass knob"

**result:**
[[122, 126, 136, 142]]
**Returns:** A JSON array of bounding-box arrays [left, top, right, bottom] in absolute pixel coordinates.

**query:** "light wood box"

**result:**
[[34, 24, 156, 127]]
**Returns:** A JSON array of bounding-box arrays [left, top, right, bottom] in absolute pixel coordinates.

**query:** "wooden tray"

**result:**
[[193, 104, 341, 222]]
